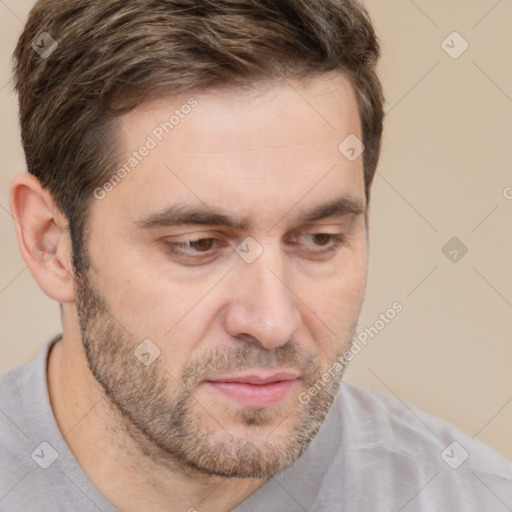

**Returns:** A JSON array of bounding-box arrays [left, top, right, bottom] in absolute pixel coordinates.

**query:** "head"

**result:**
[[11, 0, 384, 479]]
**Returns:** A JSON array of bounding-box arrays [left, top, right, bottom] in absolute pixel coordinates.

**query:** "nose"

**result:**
[[223, 246, 301, 350]]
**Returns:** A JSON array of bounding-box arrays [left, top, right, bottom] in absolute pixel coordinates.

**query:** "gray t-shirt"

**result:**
[[1, 335, 511, 511]]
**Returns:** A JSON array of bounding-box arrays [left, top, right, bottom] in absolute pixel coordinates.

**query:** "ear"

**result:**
[[9, 172, 75, 303]]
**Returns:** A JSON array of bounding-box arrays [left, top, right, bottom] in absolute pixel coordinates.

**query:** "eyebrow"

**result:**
[[135, 194, 364, 232]]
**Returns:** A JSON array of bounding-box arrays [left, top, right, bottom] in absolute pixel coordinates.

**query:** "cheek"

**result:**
[[308, 233, 367, 304], [299, 248, 367, 355], [91, 251, 206, 367]]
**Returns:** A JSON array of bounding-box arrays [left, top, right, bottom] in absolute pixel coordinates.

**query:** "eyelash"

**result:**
[[163, 233, 346, 261]]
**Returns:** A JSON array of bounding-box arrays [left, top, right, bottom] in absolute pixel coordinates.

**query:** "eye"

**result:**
[[162, 233, 346, 262], [165, 237, 221, 254], [299, 233, 338, 247], [292, 233, 345, 255]]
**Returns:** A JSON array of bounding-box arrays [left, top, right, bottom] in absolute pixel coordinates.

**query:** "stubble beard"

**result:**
[[74, 264, 357, 479]]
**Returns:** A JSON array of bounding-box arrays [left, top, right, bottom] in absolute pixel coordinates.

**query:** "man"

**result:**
[[1, 0, 511, 510]]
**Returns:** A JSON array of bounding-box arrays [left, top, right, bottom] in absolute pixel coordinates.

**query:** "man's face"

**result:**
[[75, 72, 368, 478]]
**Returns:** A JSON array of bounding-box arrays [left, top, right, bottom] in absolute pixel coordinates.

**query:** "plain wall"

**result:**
[[0, 0, 511, 460]]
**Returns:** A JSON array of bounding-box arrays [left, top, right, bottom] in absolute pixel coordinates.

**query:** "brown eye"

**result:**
[[292, 233, 346, 257], [163, 237, 222, 259], [189, 238, 216, 252], [311, 233, 331, 246]]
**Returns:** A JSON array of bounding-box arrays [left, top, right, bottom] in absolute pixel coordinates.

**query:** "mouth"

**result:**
[[202, 371, 300, 409]]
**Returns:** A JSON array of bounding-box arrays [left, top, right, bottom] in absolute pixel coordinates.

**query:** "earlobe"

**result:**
[[9, 172, 75, 303]]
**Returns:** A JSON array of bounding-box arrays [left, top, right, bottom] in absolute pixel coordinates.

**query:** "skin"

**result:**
[[10, 71, 369, 512]]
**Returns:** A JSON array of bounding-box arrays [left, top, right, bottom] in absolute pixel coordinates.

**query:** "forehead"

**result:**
[[119, 71, 361, 150], [93, 72, 365, 229]]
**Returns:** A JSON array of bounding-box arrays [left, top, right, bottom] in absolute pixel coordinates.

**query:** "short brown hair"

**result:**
[[13, 0, 384, 272]]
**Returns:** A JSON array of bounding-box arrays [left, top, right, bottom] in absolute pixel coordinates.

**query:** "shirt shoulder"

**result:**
[[0, 338, 119, 512], [340, 381, 511, 471], [319, 382, 512, 510]]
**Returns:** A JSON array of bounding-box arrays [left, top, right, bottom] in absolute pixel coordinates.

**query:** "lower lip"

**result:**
[[203, 380, 298, 409]]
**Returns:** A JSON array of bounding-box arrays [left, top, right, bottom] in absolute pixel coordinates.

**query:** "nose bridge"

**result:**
[[225, 241, 300, 348]]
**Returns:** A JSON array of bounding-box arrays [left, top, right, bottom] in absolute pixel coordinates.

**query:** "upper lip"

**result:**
[[206, 371, 300, 385]]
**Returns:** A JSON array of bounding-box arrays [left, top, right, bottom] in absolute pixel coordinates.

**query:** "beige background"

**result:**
[[1, 0, 511, 461]]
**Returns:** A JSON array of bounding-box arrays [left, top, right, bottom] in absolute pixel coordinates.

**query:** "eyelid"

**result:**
[[162, 232, 346, 262], [163, 222, 347, 239], [162, 228, 343, 247]]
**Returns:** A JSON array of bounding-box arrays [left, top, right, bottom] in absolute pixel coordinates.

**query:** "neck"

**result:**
[[46, 321, 267, 512]]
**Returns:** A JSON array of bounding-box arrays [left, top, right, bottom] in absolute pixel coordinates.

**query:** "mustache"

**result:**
[[177, 340, 320, 388]]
